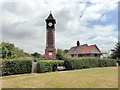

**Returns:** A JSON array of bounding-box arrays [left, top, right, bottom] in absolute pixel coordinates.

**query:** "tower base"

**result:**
[[45, 48, 56, 60]]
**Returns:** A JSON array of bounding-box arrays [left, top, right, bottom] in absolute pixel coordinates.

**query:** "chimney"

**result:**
[[77, 41, 80, 46]]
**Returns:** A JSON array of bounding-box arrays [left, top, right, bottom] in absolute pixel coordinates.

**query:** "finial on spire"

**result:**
[[50, 11, 52, 14]]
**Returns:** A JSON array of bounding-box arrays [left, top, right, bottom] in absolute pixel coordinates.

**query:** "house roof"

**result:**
[[67, 44, 88, 55], [67, 44, 102, 55], [80, 45, 101, 54]]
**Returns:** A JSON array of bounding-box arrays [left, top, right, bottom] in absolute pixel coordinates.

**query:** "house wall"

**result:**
[[89, 54, 100, 58], [69, 54, 101, 58]]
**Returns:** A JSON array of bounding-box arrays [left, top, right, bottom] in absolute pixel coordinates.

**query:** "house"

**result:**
[[67, 41, 103, 58]]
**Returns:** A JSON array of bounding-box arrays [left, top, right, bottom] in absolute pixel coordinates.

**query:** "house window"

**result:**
[[95, 54, 97, 56], [78, 54, 82, 57], [75, 55, 78, 57], [71, 54, 74, 57]]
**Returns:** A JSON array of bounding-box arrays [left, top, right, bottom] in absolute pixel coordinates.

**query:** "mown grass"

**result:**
[[1, 67, 118, 88], [1, 74, 33, 80]]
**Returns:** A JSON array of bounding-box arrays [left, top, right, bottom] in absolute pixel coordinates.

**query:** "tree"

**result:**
[[31, 52, 44, 59], [64, 49, 69, 54], [1, 42, 32, 59], [56, 49, 67, 60], [0, 44, 2, 59], [111, 43, 120, 59], [1, 42, 16, 59], [31, 52, 41, 58]]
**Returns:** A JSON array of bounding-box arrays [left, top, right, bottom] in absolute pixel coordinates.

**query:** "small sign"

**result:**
[[49, 52, 52, 55]]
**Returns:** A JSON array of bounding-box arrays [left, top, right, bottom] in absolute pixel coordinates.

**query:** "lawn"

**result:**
[[1, 67, 118, 88]]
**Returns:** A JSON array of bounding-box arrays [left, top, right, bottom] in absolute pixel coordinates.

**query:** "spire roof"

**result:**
[[46, 12, 55, 20]]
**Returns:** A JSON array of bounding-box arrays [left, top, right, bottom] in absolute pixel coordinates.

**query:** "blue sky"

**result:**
[[87, 10, 118, 41], [87, 10, 118, 27], [1, 0, 119, 54]]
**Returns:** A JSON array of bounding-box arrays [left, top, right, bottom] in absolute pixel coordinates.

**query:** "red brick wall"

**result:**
[[45, 28, 56, 60], [45, 49, 56, 60], [47, 29, 54, 48]]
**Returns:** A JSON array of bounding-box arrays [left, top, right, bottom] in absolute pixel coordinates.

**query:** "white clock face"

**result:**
[[48, 22, 53, 26]]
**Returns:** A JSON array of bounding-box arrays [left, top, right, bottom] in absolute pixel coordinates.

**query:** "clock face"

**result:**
[[48, 22, 53, 26]]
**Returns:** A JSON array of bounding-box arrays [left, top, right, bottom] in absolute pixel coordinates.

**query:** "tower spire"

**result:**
[[46, 11, 55, 20], [50, 11, 52, 14]]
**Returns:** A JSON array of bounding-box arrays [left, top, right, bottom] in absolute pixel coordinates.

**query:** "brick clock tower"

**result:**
[[45, 13, 56, 60]]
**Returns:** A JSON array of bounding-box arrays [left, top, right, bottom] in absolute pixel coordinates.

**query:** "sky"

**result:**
[[0, 0, 119, 54]]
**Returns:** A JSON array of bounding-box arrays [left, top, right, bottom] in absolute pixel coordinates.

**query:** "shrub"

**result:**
[[64, 57, 117, 70], [37, 60, 64, 73], [1, 58, 33, 76]]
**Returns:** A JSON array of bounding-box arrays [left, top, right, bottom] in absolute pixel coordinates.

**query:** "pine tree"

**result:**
[[111, 43, 120, 59]]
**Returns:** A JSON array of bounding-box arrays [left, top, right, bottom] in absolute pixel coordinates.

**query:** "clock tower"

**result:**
[[45, 12, 56, 60]]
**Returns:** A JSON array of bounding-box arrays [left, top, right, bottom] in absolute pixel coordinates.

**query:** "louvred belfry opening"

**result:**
[[45, 12, 56, 60]]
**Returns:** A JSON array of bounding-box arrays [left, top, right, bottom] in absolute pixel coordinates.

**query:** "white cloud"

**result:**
[[91, 25, 117, 37], [1, 0, 118, 54], [81, 13, 101, 22], [88, 36, 118, 50], [3, 11, 29, 25], [100, 14, 107, 22]]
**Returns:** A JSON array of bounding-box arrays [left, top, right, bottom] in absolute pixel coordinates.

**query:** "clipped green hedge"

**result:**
[[37, 60, 64, 73], [1, 58, 33, 76], [64, 57, 117, 70]]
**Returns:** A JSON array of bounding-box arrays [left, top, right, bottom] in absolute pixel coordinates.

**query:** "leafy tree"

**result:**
[[1, 42, 32, 59], [64, 49, 69, 54], [111, 43, 120, 59], [31, 52, 44, 59], [14, 47, 31, 58], [31, 52, 41, 58], [0, 45, 2, 58], [56, 49, 67, 60], [1, 42, 16, 59]]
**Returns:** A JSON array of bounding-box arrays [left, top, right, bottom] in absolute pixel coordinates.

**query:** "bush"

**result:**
[[64, 57, 117, 70], [37, 60, 64, 73], [1, 58, 33, 76]]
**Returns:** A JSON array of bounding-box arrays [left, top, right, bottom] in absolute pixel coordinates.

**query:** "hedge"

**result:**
[[37, 60, 64, 73], [1, 58, 34, 76], [64, 57, 117, 70], [1, 57, 118, 76]]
